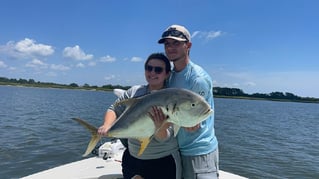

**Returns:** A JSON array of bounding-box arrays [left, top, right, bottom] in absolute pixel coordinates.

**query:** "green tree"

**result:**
[[69, 83, 79, 87]]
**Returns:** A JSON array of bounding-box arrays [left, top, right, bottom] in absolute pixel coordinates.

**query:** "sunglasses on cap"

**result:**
[[161, 29, 189, 41], [145, 65, 164, 74]]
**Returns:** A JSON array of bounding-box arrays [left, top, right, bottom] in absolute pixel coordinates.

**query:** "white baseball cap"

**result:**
[[158, 24, 191, 43]]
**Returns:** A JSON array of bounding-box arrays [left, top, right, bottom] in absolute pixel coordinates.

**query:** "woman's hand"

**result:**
[[98, 125, 110, 136], [148, 106, 172, 140], [148, 106, 167, 130], [98, 110, 117, 136]]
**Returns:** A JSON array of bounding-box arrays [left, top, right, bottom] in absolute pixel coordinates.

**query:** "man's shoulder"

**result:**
[[187, 61, 213, 97], [188, 61, 207, 75], [188, 62, 212, 82]]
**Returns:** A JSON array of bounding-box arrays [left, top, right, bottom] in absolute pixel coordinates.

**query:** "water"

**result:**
[[0, 86, 318, 179], [215, 98, 319, 179]]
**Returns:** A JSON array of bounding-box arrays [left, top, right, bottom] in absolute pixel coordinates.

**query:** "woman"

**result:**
[[98, 52, 181, 179]]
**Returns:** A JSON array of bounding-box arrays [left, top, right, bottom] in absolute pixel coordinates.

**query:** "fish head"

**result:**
[[166, 88, 213, 127]]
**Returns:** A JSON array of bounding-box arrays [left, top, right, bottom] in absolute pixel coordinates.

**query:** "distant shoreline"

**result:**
[[1, 83, 318, 104], [214, 95, 319, 104]]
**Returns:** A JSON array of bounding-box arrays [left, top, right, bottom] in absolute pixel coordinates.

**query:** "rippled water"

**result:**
[[0, 85, 318, 179], [215, 98, 319, 179]]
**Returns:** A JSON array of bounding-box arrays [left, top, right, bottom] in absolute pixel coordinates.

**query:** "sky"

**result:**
[[0, 0, 319, 98]]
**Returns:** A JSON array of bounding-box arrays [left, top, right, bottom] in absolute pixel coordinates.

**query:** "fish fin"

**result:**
[[72, 118, 101, 157], [137, 138, 152, 156], [173, 125, 181, 137], [114, 98, 138, 108], [72, 118, 98, 135], [83, 134, 101, 157]]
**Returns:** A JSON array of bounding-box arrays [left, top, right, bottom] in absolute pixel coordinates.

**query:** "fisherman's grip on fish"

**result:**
[[148, 106, 172, 141], [73, 88, 213, 157]]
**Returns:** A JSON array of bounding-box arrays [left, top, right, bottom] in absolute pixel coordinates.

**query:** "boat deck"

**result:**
[[22, 140, 247, 179], [22, 156, 247, 179]]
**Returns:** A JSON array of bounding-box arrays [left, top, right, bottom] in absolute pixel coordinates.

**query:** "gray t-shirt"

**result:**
[[108, 85, 179, 160]]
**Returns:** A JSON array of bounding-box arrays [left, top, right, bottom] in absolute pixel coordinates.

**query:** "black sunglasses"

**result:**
[[145, 65, 164, 74], [162, 29, 188, 41]]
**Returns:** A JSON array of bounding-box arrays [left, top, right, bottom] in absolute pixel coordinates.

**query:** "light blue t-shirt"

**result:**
[[168, 61, 218, 156]]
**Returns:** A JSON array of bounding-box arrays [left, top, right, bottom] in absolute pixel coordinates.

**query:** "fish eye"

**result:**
[[191, 103, 196, 107]]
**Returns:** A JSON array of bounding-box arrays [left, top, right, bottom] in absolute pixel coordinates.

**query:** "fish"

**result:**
[[73, 88, 213, 157]]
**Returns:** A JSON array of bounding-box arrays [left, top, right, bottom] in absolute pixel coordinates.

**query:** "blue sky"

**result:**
[[1, 0, 318, 98]]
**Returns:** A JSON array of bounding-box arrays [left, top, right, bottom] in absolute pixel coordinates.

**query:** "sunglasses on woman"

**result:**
[[145, 65, 164, 74]]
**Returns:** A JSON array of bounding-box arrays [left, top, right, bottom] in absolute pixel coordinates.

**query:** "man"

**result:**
[[158, 24, 219, 179]]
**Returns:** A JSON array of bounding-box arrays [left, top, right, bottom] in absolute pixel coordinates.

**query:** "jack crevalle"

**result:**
[[73, 88, 213, 157]]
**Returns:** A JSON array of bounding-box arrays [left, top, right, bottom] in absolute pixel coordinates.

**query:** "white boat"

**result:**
[[22, 140, 247, 179]]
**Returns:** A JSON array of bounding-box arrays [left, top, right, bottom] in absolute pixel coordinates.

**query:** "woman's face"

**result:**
[[144, 59, 170, 90]]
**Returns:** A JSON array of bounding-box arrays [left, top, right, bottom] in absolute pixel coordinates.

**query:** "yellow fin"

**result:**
[[83, 134, 101, 157], [72, 118, 101, 157], [137, 138, 151, 156]]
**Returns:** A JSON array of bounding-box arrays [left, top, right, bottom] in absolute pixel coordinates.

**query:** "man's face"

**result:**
[[163, 39, 189, 62]]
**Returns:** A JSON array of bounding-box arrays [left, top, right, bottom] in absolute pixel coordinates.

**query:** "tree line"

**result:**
[[1, 77, 318, 103], [0, 77, 131, 90], [213, 87, 318, 102]]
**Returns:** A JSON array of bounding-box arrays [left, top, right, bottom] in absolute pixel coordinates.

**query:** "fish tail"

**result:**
[[83, 134, 101, 157], [72, 118, 102, 157]]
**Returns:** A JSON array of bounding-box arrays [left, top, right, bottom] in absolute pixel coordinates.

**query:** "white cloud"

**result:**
[[130, 56, 143, 62], [207, 31, 222, 40], [104, 75, 115, 81], [88, 61, 96, 66], [15, 38, 54, 56], [192, 30, 223, 40], [232, 83, 240, 87], [8, 67, 16, 71], [76, 62, 85, 68], [25, 59, 48, 69], [0, 60, 7, 68], [244, 82, 256, 87], [50, 64, 70, 71], [100, 55, 116, 62], [0, 38, 54, 59], [46, 72, 57, 77], [63, 45, 93, 60]]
